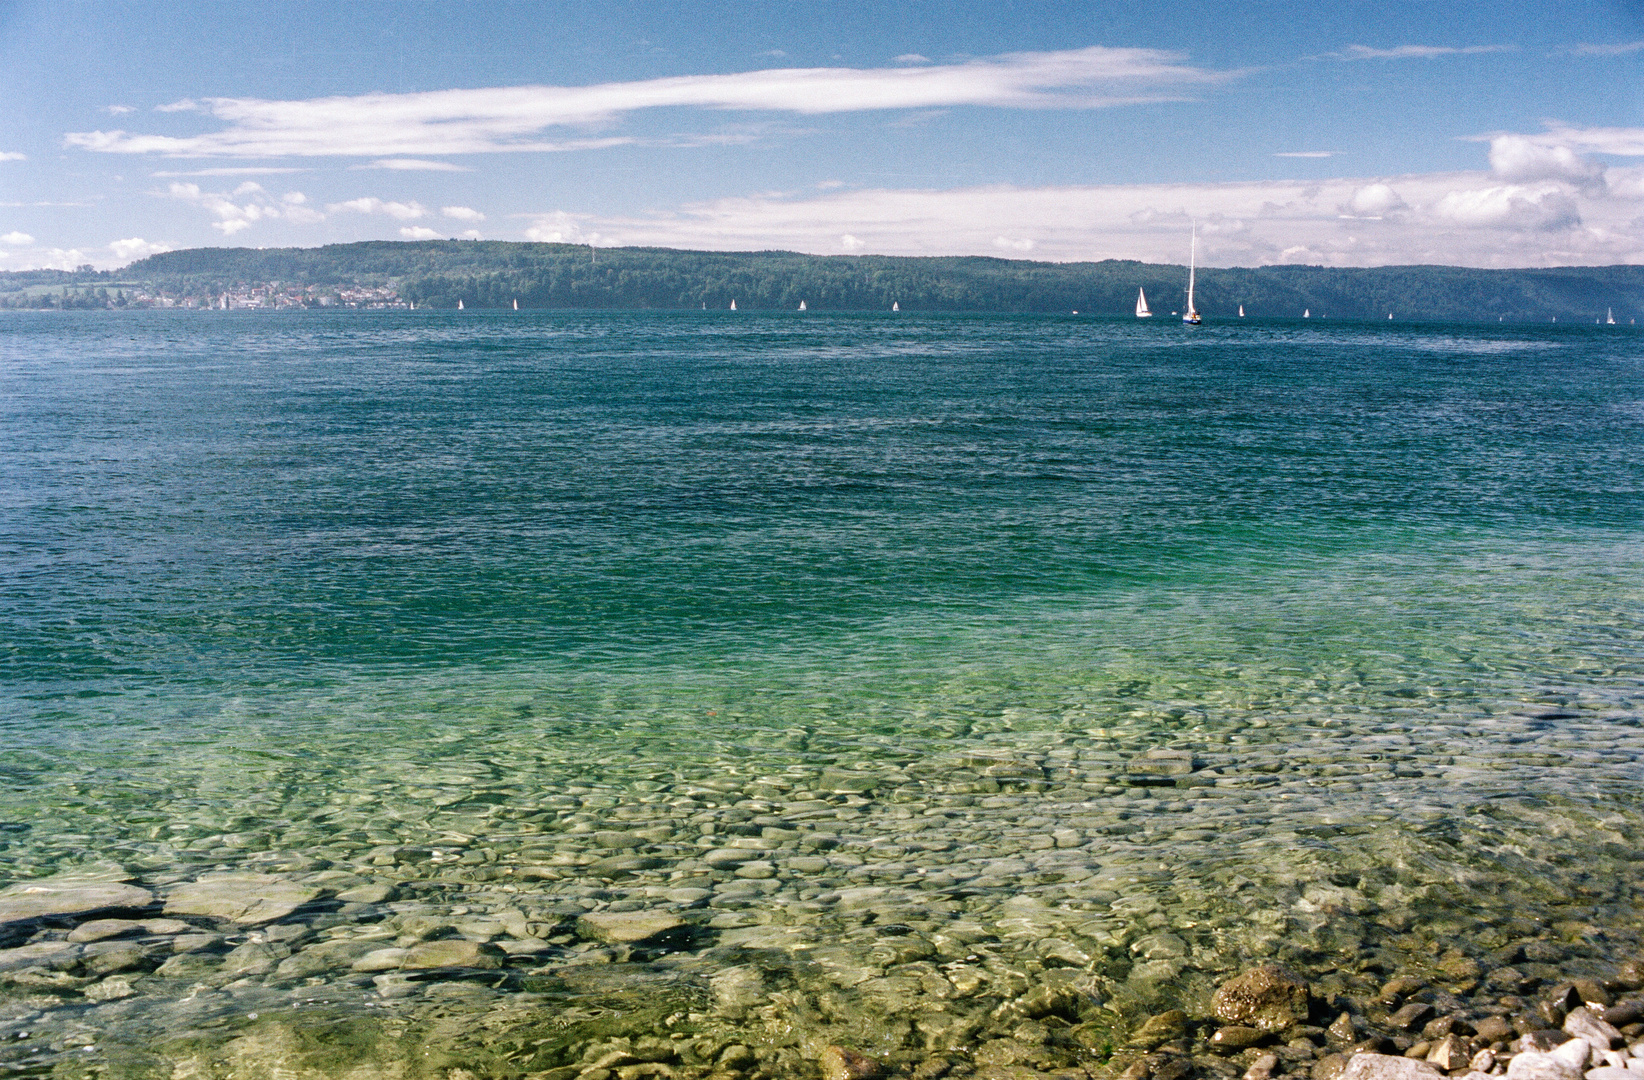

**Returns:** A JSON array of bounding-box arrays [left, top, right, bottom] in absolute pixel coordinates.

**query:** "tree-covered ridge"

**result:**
[[3, 240, 1641, 321]]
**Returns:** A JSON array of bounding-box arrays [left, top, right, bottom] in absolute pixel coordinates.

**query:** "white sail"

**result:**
[[1238, 305, 1244, 317], [513, 298, 519, 310], [1303, 308, 1309, 318], [799, 300, 806, 311], [1182, 226, 1200, 324], [457, 299, 464, 310], [1607, 308, 1615, 324], [892, 301, 900, 312], [1136, 288, 1151, 318], [730, 299, 736, 310]]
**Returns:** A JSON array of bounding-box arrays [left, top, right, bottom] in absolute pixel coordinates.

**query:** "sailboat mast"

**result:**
[[1187, 228, 1196, 312]]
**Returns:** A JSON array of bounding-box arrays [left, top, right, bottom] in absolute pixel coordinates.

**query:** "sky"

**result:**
[[0, 0, 1641, 271]]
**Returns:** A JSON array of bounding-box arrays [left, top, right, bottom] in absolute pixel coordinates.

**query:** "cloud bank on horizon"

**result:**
[[1, 0, 1641, 272]]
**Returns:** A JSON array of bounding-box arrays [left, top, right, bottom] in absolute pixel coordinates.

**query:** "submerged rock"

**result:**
[[818, 1045, 885, 1080], [400, 939, 505, 970], [1213, 964, 1311, 1032], [0, 878, 152, 929], [576, 911, 689, 947], [163, 874, 319, 925]]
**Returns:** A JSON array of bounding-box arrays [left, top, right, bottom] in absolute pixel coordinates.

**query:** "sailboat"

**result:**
[[513, 298, 518, 310], [457, 299, 464, 310], [1303, 308, 1310, 318], [1607, 308, 1616, 325], [798, 300, 806, 311], [1135, 288, 1151, 318], [892, 301, 900, 312], [1182, 227, 1201, 325], [1238, 305, 1244, 318], [730, 299, 736, 310]]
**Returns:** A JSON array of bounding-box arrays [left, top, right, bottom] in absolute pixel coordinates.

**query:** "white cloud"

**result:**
[[1431, 185, 1581, 231], [351, 158, 472, 171], [1565, 41, 1644, 57], [522, 211, 601, 244], [108, 237, 170, 262], [1, 231, 34, 245], [1489, 135, 1606, 186], [0, 246, 94, 271], [399, 226, 441, 239], [512, 140, 1643, 269], [151, 167, 308, 177], [154, 99, 199, 113], [441, 205, 485, 222], [63, 47, 1234, 158], [1331, 44, 1515, 60], [460, 229, 482, 240], [993, 236, 1035, 251], [0, 152, 25, 162], [327, 196, 426, 219], [894, 54, 932, 64], [1345, 183, 1407, 215], [104, 105, 136, 115], [164, 180, 321, 233], [1276, 151, 1336, 158]]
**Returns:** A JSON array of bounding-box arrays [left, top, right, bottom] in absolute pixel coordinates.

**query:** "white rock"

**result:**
[[1568, 1010, 1624, 1050], [1557, 1041, 1598, 1071], [1342, 1052, 1446, 1080], [1583, 1069, 1634, 1080], [1509, 1049, 1585, 1080]]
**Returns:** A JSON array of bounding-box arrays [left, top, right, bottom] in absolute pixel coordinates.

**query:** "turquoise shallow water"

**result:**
[[0, 311, 1642, 1078]]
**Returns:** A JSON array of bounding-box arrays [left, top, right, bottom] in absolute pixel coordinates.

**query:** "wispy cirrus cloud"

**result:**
[[1562, 40, 1644, 56], [62, 47, 1235, 159], [1327, 44, 1516, 60], [350, 158, 473, 171], [0, 152, 26, 162], [1275, 151, 1337, 158]]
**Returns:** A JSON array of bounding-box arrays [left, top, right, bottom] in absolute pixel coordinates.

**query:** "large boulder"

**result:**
[[1212, 964, 1311, 1032]]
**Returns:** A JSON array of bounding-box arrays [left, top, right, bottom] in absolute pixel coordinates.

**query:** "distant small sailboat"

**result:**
[[892, 301, 900, 312], [409, 301, 414, 310], [1136, 288, 1152, 318], [1182, 226, 1201, 325], [1607, 307, 1616, 324], [730, 299, 737, 310], [1238, 304, 1244, 318], [1303, 308, 1310, 318], [798, 300, 806, 311], [458, 299, 464, 310], [513, 298, 519, 310], [1388, 313, 1393, 319]]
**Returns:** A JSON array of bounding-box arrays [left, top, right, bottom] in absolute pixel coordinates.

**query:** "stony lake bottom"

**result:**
[[0, 311, 1641, 1080]]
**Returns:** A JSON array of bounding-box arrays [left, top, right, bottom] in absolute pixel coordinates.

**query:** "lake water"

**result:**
[[1, 311, 1642, 1080]]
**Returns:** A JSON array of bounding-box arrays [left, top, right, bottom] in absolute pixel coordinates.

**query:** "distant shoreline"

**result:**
[[3, 240, 1641, 322]]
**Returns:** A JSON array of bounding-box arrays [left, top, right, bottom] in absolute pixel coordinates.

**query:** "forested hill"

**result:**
[[13, 240, 1644, 321]]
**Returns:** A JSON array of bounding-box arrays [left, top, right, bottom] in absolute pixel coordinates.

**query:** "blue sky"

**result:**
[[1, 0, 1640, 269]]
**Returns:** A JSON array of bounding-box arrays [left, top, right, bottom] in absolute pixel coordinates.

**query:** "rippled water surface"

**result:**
[[1, 311, 1641, 1079]]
